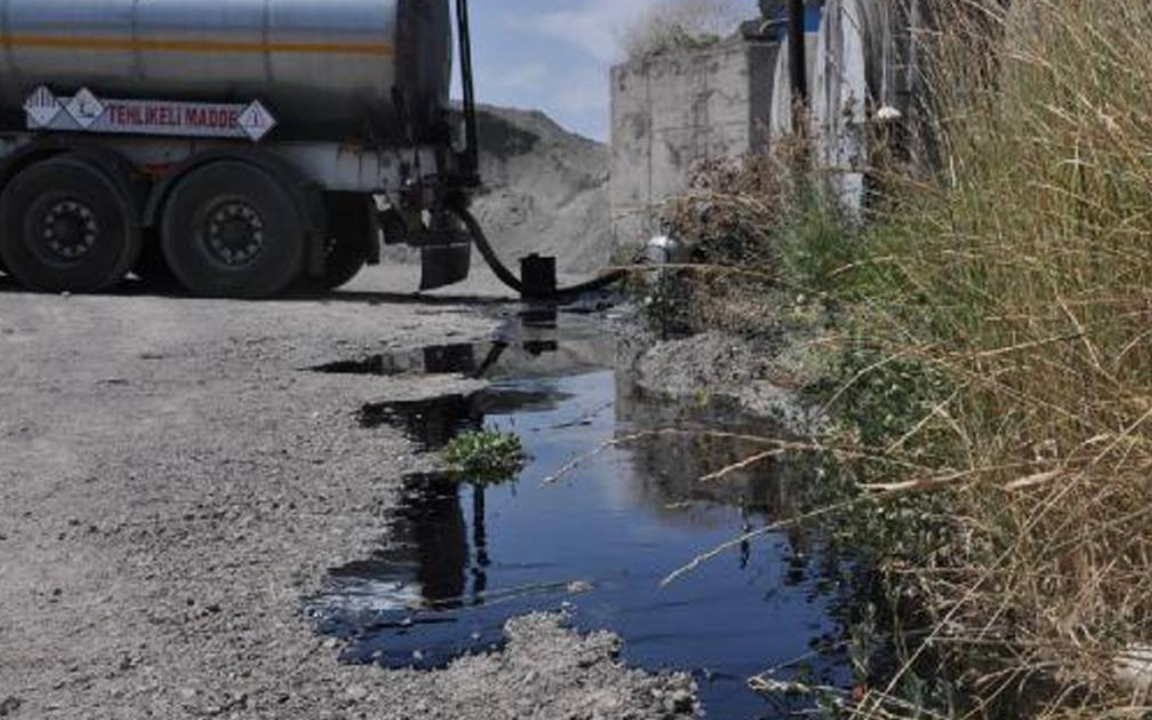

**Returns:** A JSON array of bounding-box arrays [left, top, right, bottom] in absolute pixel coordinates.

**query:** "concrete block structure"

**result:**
[[609, 36, 780, 247], [609, 0, 927, 244]]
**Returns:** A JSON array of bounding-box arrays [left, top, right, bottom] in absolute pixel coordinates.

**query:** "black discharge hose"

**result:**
[[451, 0, 621, 300], [449, 204, 628, 299]]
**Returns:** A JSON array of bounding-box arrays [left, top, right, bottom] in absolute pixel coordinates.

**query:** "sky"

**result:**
[[457, 0, 758, 142]]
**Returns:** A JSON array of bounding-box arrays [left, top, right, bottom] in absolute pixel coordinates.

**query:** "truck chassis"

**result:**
[[0, 86, 473, 298]]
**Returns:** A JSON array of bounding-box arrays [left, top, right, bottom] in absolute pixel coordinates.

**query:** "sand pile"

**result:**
[[467, 105, 614, 274]]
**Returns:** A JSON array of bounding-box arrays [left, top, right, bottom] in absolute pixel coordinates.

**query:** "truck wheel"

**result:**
[[161, 161, 305, 299], [321, 195, 372, 290], [0, 155, 141, 293]]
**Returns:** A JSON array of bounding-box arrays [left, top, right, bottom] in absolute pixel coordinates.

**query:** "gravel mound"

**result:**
[[382, 614, 701, 720], [635, 330, 825, 434], [468, 106, 613, 274]]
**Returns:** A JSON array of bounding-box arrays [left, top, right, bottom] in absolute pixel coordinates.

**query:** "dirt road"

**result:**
[[0, 266, 695, 720]]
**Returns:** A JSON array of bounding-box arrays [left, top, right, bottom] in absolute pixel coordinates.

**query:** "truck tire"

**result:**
[[321, 194, 372, 290], [0, 155, 141, 293], [161, 161, 306, 299]]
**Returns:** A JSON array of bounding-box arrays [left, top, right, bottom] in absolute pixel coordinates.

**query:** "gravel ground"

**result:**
[[0, 264, 697, 720], [632, 330, 825, 436]]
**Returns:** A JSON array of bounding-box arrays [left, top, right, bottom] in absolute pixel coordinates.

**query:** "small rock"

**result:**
[[345, 685, 368, 702], [668, 690, 694, 713], [566, 580, 594, 595], [178, 688, 197, 700], [1115, 644, 1152, 693], [0, 696, 21, 717], [322, 638, 340, 650]]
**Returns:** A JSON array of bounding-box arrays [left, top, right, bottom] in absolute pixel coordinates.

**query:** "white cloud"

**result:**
[[480, 0, 755, 139], [493, 61, 549, 90], [517, 0, 664, 63]]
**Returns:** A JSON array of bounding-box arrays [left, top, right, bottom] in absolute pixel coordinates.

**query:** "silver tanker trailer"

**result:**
[[0, 0, 483, 298]]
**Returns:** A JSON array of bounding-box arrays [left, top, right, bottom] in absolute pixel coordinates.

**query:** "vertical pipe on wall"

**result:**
[[788, 0, 808, 105]]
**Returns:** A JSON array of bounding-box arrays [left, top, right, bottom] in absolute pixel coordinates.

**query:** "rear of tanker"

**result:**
[[0, 0, 476, 298]]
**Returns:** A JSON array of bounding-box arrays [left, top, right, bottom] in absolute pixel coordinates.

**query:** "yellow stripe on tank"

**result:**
[[0, 35, 394, 57]]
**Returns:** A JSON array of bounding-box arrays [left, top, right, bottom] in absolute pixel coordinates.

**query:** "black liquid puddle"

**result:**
[[311, 343, 491, 378], [305, 310, 855, 719], [357, 386, 572, 451]]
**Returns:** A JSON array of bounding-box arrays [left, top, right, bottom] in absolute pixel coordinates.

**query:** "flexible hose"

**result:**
[[449, 204, 627, 300]]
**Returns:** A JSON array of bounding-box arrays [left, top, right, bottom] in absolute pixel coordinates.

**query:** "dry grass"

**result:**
[[834, 0, 1152, 715], [633, 2, 1152, 713], [653, 137, 856, 341], [619, 0, 747, 60]]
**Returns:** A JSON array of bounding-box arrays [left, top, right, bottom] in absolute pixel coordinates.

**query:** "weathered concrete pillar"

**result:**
[[609, 37, 779, 251], [811, 0, 886, 212], [766, 2, 823, 139]]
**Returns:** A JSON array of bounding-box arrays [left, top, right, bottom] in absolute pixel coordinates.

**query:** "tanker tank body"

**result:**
[[0, 0, 481, 298]]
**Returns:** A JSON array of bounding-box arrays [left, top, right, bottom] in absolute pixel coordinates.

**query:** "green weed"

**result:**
[[443, 430, 527, 486]]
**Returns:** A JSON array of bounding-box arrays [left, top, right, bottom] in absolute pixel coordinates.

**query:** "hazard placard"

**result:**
[[26, 87, 278, 143], [24, 86, 62, 128], [236, 100, 277, 142]]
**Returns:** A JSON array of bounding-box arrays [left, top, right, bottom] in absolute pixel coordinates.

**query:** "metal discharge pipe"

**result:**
[[788, 0, 808, 104], [0, 0, 452, 141]]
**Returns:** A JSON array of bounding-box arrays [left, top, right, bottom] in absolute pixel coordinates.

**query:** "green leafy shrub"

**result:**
[[443, 430, 526, 485]]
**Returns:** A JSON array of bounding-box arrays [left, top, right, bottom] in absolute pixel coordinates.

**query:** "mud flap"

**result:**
[[419, 241, 472, 291]]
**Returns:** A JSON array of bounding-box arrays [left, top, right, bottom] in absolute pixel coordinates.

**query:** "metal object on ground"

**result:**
[[645, 235, 686, 266], [520, 255, 557, 300]]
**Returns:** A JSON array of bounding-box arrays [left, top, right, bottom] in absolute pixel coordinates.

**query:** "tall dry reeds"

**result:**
[[842, 0, 1152, 714]]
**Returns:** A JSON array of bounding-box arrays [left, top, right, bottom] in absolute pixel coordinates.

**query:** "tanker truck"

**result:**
[[0, 0, 483, 298]]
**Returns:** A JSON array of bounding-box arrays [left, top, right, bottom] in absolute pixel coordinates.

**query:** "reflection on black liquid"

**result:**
[[311, 343, 480, 377], [357, 386, 573, 450], [357, 394, 481, 448], [471, 485, 489, 604], [326, 476, 469, 610], [307, 314, 851, 720], [519, 305, 559, 329], [408, 479, 469, 609]]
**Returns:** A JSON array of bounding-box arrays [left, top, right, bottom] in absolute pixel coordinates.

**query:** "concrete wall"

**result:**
[[609, 36, 780, 248]]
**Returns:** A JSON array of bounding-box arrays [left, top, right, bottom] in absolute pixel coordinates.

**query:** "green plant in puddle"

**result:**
[[443, 430, 527, 485]]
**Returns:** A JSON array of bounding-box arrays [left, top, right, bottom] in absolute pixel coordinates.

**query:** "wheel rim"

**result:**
[[34, 198, 100, 265], [202, 198, 266, 268]]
